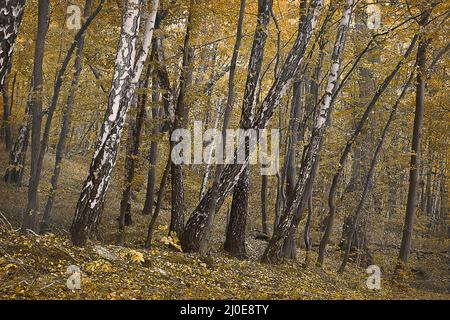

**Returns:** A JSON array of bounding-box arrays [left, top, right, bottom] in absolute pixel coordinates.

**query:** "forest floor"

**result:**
[[0, 225, 449, 300], [0, 147, 449, 300]]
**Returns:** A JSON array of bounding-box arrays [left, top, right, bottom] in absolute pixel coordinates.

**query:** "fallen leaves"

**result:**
[[0, 225, 449, 300], [128, 250, 145, 264]]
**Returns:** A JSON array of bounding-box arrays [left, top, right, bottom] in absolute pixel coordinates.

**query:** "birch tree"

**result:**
[[223, 0, 271, 259], [0, 0, 26, 91], [261, 0, 354, 264], [70, 0, 159, 246], [181, 0, 324, 253], [117, 0, 160, 245]]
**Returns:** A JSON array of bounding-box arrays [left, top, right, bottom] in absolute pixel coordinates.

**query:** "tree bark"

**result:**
[[0, 0, 26, 91], [3, 96, 30, 185], [224, 0, 271, 258], [21, 0, 49, 231], [169, 1, 194, 239], [397, 12, 430, 269], [2, 75, 12, 150], [70, 0, 145, 246], [145, 154, 170, 248], [303, 193, 313, 266], [261, 174, 268, 234], [142, 53, 161, 216], [117, 62, 152, 245]]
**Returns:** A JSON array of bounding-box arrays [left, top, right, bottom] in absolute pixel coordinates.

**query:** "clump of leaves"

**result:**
[[160, 232, 182, 252]]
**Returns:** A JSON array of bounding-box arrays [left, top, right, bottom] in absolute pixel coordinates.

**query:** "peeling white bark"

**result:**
[[262, 0, 354, 263], [0, 0, 26, 90], [71, 0, 151, 246]]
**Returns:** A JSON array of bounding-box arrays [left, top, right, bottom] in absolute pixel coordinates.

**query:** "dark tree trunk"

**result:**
[[40, 0, 94, 234], [285, 79, 302, 202], [223, 0, 271, 258], [303, 193, 313, 266], [425, 160, 433, 215], [21, 0, 50, 231], [142, 9, 168, 216], [397, 12, 430, 269], [261, 174, 268, 235], [169, 3, 194, 239], [280, 78, 304, 260], [117, 62, 152, 245], [142, 62, 161, 216], [224, 167, 249, 259], [145, 155, 171, 248]]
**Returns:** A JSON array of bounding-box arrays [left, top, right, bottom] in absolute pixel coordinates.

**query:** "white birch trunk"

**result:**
[[262, 0, 354, 263], [70, 0, 148, 246], [0, 0, 26, 90]]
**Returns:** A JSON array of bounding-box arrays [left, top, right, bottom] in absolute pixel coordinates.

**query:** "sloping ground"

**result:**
[[0, 226, 448, 300], [0, 146, 449, 300]]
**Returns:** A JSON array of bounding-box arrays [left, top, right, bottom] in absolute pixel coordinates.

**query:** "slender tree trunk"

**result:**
[[339, 69, 414, 273], [2, 75, 12, 150], [169, 2, 194, 239], [142, 57, 161, 215], [425, 157, 433, 215], [280, 78, 303, 259], [397, 13, 430, 269], [145, 154, 170, 248], [317, 33, 418, 266], [139, 9, 169, 219], [261, 174, 268, 234], [285, 80, 302, 200], [70, 0, 146, 246], [303, 193, 313, 266], [21, 0, 49, 231], [117, 63, 152, 245], [39, 0, 94, 234], [0, 0, 26, 91]]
